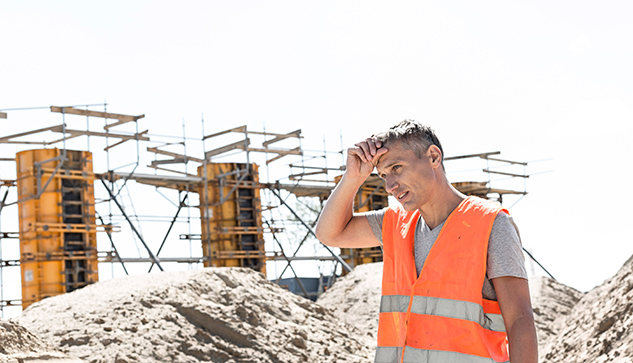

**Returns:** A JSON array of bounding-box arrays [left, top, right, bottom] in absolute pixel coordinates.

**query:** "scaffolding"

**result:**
[[0, 105, 349, 314]]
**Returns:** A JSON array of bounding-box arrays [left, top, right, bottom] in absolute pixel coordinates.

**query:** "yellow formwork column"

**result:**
[[16, 149, 98, 309], [197, 162, 266, 274], [337, 174, 388, 272]]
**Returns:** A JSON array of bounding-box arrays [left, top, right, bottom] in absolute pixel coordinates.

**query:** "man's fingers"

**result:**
[[353, 142, 372, 162], [348, 147, 369, 163], [354, 138, 383, 161], [365, 138, 378, 157], [371, 146, 389, 166]]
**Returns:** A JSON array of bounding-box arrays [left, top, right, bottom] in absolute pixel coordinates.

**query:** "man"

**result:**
[[315, 120, 537, 363]]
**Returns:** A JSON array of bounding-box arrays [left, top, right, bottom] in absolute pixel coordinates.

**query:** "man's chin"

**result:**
[[398, 201, 417, 212]]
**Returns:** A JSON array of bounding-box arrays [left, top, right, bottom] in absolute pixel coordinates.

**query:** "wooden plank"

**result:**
[[147, 147, 203, 163], [289, 164, 344, 171], [0, 141, 47, 145], [103, 130, 149, 151], [484, 156, 528, 166], [203, 126, 305, 141], [52, 128, 151, 142], [50, 106, 144, 122], [265, 147, 302, 164], [0, 125, 63, 143], [248, 146, 302, 155], [205, 138, 250, 159], [445, 151, 501, 161], [288, 169, 327, 179], [104, 119, 134, 130], [482, 169, 529, 178], [203, 125, 247, 140], [262, 129, 301, 147], [243, 129, 304, 138], [104, 138, 130, 151], [150, 158, 186, 166], [0, 112, 7, 119]]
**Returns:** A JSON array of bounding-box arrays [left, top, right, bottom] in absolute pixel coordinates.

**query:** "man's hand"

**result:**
[[346, 137, 388, 180]]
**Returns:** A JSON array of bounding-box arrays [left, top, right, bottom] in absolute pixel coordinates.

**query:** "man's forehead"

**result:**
[[375, 144, 406, 170]]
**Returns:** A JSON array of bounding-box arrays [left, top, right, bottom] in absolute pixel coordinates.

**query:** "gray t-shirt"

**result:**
[[363, 208, 527, 301]]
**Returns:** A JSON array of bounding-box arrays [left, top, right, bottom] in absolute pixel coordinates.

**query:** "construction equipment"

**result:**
[[16, 149, 101, 309]]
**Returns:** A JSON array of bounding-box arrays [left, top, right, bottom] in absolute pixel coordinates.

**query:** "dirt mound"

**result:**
[[0, 319, 80, 363], [316, 262, 383, 352], [529, 276, 584, 355], [13, 255, 633, 363], [540, 255, 633, 363], [16, 267, 372, 363]]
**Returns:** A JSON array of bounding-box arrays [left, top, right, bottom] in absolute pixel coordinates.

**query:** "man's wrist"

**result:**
[[340, 172, 369, 188]]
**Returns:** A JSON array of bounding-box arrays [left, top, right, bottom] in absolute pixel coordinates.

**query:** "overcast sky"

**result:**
[[1, 1, 632, 300]]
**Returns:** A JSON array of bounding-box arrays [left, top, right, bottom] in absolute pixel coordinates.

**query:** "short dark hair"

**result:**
[[374, 119, 444, 167]]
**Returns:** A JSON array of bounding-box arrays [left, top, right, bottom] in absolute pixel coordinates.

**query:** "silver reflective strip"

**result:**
[[374, 346, 402, 363], [380, 295, 410, 313], [485, 313, 505, 332], [403, 346, 509, 363], [380, 295, 506, 332]]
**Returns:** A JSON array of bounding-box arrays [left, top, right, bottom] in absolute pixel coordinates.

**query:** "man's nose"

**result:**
[[385, 177, 398, 195]]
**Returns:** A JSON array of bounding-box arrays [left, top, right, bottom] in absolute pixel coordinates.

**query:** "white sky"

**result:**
[[1, 1, 632, 304]]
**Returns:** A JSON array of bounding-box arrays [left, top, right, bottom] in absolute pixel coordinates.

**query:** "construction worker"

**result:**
[[315, 120, 537, 363]]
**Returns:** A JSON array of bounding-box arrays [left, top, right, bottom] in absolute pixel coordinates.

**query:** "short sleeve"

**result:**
[[358, 208, 387, 245], [487, 212, 528, 280]]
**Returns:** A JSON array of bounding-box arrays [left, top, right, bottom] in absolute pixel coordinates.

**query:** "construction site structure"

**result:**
[[197, 162, 266, 273], [15, 149, 100, 309], [0, 104, 531, 315]]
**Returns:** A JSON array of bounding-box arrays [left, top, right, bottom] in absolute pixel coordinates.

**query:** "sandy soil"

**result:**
[[539, 255, 633, 363], [316, 263, 383, 354], [15, 267, 372, 363], [5, 255, 633, 363], [0, 319, 80, 363]]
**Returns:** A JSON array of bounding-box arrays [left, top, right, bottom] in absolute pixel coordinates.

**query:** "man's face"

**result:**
[[375, 143, 437, 211]]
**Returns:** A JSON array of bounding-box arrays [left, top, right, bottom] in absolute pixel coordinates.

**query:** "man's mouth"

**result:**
[[397, 191, 408, 200]]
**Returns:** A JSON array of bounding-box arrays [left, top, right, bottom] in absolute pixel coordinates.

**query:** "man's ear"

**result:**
[[427, 145, 442, 168]]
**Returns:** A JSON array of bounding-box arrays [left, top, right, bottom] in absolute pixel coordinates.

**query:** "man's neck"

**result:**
[[418, 186, 466, 230]]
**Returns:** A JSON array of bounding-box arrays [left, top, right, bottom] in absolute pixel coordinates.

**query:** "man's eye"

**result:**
[[392, 165, 401, 172]]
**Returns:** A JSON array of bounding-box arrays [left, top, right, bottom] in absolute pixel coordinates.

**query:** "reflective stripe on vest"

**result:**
[[380, 295, 506, 332], [375, 346, 510, 363]]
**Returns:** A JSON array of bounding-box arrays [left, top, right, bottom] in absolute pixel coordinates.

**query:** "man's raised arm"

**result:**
[[315, 138, 387, 248]]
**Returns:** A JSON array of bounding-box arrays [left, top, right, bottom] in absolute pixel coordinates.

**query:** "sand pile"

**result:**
[[11, 256, 633, 363], [539, 255, 633, 363], [16, 267, 373, 363], [316, 263, 383, 353], [528, 276, 584, 354], [0, 319, 80, 363]]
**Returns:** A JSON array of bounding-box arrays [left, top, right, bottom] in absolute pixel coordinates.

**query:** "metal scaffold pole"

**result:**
[[100, 178, 164, 272]]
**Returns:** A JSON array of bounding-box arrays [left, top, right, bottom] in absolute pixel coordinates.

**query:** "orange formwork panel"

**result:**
[[16, 149, 98, 309], [197, 162, 266, 274]]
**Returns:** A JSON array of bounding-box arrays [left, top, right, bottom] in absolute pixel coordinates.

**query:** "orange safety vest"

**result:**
[[375, 196, 509, 363]]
